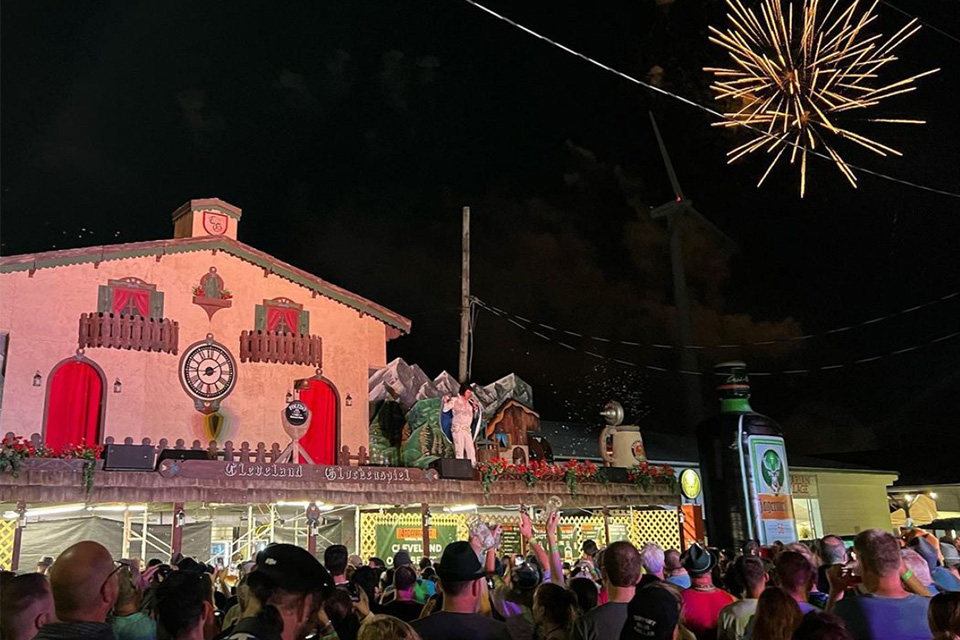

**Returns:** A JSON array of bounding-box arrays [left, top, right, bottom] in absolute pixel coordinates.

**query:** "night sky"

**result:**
[[3, 1, 959, 476]]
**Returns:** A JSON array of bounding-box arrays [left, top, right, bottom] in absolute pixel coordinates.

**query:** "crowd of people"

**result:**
[[1, 516, 958, 640]]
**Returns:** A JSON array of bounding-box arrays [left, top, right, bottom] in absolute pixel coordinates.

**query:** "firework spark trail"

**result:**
[[707, 0, 937, 196]]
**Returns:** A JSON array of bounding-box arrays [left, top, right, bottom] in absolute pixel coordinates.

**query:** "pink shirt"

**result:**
[[681, 588, 737, 640]]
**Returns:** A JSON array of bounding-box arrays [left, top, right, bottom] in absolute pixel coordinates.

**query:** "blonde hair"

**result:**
[[358, 614, 423, 640]]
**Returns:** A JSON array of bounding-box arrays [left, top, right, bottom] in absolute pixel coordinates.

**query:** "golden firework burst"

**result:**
[[706, 0, 937, 196]]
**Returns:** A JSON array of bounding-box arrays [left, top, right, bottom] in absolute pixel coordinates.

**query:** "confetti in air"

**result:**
[[706, 0, 938, 196]]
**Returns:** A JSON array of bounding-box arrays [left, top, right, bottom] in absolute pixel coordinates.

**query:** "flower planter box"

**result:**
[[192, 295, 232, 320]]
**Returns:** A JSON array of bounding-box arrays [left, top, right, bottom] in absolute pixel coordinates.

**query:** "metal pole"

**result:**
[[140, 507, 148, 561], [11, 500, 25, 571], [122, 507, 132, 559], [246, 505, 254, 560], [668, 212, 704, 427], [354, 506, 361, 557], [269, 506, 276, 543], [458, 206, 471, 383], [171, 502, 184, 557]]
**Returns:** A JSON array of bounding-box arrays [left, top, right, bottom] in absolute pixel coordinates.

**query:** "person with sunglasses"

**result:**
[[35, 541, 121, 640]]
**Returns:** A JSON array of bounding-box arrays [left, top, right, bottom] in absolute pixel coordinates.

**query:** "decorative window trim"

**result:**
[[97, 277, 165, 319], [254, 297, 310, 335]]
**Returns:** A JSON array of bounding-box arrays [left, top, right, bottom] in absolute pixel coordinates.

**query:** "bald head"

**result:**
[[48, 541, 119, 622]]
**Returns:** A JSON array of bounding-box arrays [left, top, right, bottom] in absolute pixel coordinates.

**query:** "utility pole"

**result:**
[[458, 206, 471, 383]]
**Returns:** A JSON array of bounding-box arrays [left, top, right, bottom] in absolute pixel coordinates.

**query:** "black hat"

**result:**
[[176, 557, 206, 574], [255, 544, 334, 595], [680, 544, 716, 577], [621, 585, 681, 640], [436, 541, 485, 582], [393, 550, 412, 567], [512, 561, 541, 591]]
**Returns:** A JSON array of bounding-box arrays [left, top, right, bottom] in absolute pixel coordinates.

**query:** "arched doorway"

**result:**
[[43, 356, 106, 450], [297, 377, 339, 465]]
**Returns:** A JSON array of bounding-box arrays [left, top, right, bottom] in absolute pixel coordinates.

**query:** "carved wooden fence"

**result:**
[[78, 313, 179, 354], [5, 433, 369, 467], [239, 330, 322, 366]]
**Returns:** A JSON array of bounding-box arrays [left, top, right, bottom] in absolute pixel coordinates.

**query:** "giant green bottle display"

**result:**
[[696, 361, 798, 550]]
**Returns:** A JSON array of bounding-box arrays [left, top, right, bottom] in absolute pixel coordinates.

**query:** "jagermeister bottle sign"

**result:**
[[697, 362, 797, 549]]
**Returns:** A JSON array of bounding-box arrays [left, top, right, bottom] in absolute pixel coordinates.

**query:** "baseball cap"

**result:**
[[436, 541, 485, 582], [255, 544, 334, 596], [621, 585, 681, 640], [393, 550, 412, 567], [512, 561, 541, 591]]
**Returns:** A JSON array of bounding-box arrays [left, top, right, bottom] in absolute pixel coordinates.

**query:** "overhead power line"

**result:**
[[473, 289, 960, 350], [460, 0, 960, 199], [478, 301, 960, 376]]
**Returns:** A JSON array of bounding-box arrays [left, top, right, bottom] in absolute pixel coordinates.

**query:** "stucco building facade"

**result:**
[[0, 198, 410, 459]]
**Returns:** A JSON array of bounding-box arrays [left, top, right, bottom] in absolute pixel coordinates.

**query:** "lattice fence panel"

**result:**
[[630, 509, 681, 551], [359, 512, 467, 561], [0, 519, 16, 570]]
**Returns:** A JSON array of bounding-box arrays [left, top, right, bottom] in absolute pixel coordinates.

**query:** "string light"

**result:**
[[473, 289, 960, 351], [478, 301, 960, 376]]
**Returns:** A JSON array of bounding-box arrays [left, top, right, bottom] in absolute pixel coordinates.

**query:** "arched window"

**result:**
[[296, 377, 339, 465], [42, 357, 106, 451]]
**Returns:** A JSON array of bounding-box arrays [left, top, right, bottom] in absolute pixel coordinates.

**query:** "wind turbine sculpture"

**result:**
[[649, 111, 738, 428]]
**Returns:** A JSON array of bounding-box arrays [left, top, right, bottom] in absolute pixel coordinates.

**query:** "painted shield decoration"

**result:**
[[761, 449, 785, 493], [204, 412, 225, 440], [631, 439, 647, 462], [202, 210, 229, 235]]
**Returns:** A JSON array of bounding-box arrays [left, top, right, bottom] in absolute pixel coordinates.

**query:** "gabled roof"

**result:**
[[0, 235, 411, 335]]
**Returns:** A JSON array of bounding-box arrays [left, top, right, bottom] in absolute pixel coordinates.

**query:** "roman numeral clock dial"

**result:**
[[178, 334, 237, 414]]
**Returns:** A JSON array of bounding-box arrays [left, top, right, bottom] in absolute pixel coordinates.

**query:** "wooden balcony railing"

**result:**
[[78, 312, 179, 354], [239, 330, 322, 366], [6, 432, 364, 467]]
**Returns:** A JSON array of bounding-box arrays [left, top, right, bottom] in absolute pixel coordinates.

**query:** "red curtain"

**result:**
[[112, 287, 150, 316], [44, 361, 103, 451], [267, 307, 300, 333], [299, 380, 337, 464]]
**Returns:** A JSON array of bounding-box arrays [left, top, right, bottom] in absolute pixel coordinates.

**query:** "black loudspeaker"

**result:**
[[156, 449, 210, 468], [431, 458, 475, 480], [102, 444, 156, 471]]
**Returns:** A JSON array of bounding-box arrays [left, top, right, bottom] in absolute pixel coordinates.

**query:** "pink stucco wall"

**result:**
[[0, 250, 390, 454]]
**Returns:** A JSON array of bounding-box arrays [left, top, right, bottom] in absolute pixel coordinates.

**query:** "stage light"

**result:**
[[3, 504, 86, 519], [443, 504, 478, 513]]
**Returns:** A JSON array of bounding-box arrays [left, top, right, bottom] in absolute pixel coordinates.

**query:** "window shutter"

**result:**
[[255, 305, 267, 331], [97, 285, 114, 314], [298, 310, 310, 335], [150, 291, 165, 320]]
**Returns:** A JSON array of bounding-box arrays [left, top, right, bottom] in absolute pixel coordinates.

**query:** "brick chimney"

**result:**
[[172, 198, 242, 240]]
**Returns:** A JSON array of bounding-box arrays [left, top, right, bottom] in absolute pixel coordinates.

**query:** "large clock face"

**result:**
[[180, 339, 236, 401]]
